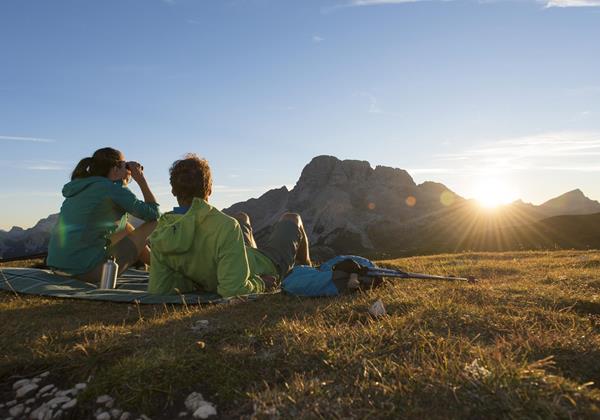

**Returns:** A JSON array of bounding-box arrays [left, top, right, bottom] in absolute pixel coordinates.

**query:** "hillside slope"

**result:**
[[2, 251, 600, 419]]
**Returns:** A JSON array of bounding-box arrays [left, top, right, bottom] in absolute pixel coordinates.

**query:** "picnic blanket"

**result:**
[[0, 267, 258, 305]]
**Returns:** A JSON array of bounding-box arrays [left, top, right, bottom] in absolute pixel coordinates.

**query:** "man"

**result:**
[[147, 154, 311, 298]]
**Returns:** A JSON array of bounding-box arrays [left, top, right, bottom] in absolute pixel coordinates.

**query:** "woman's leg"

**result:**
[[110, 222, 155, 266], [110, 222, 134, 246]]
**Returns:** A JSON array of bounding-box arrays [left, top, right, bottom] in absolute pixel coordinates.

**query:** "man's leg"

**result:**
[[233, 212, 257, 248], [279, 213, 311, 266]]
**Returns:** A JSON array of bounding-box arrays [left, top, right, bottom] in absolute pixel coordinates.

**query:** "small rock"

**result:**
[[0, 402, 4, 409], [40, 371, 50, 378], [26, 398, 36, 405], [32, 377, 43, 384], [193, 402, 217, 419], [464, 359, 492, 380], [16, 383, 39, 399], [6, 400, 17, 407], [119, 412, 131, 420], [191, 320, 210, 332], [140, 415, 151, 420], [55, 390, 75, 398], [61, 399, 77, 410], [110, 408, 123, 419], [74, 383, 87, 391], [96, 395, 114, 405], [13, 378, 31, 390], [42, 393, 53, 398], [47, 396, 71, 409], [96, 412, 111, 420], [368, 299, 386, 318], [184, 392, 205, 412], [52, 409, 63, 419], [29, 403, 52, 420], [25, 407, 32, 414], [178, 412, 188, 418], [38, 384, 56, 396], [9, 403, 25, 417]]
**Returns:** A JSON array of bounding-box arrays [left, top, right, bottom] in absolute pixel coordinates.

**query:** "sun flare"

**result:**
[[472, 178, 518, 209]]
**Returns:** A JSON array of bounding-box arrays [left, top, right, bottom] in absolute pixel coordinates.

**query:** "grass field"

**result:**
[[2, 250, 600, 419]]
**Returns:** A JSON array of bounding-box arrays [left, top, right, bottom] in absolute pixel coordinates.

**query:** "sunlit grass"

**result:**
[[2, 251, 600, 418]]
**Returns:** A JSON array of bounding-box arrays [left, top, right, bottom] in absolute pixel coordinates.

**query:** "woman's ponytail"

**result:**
[[71, 157, 94, 180], [70, 147, 122, 181]]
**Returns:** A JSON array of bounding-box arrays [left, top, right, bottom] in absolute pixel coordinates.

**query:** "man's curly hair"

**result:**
[[169, 154, 212, 203]]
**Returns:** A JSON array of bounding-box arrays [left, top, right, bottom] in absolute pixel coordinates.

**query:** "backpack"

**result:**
[[282, 255, 384, 297]]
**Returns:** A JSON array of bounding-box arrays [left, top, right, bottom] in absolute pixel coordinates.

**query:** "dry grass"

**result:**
[[2, 250, 600, 419]]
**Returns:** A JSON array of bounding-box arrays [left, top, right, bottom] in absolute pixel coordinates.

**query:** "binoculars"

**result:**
[[125, 162, 144, 171]]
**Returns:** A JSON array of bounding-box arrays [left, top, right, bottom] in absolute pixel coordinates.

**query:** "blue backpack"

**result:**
[[281, 255, 384, 297]]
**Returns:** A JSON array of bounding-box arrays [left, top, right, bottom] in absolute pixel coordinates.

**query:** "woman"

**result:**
[[47, 147, 160, 283]]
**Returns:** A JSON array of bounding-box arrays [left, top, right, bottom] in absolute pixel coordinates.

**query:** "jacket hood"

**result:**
[[150, 198, 211, 255], [62, 176, 114, 198]]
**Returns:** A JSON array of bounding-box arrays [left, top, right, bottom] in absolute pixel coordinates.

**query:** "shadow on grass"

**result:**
[[0, 291, 340, 418]]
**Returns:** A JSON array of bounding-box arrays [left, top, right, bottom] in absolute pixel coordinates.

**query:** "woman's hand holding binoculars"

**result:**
[[126, 161, 145, 184]]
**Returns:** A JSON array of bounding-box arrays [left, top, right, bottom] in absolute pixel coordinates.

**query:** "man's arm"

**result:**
[[148, 249, 197, 295], [215, 223, 265, 298]]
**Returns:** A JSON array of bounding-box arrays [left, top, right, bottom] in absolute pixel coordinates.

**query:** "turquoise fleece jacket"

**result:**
[[47, 176, 160, 275]]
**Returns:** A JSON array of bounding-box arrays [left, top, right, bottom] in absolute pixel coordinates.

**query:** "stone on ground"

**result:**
[[16, 383, 39, 399], [184, 392, 205, 412], [193, 402, 217, 419]]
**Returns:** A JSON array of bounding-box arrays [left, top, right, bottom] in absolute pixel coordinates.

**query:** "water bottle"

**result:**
[[99, 257, 119, 289]]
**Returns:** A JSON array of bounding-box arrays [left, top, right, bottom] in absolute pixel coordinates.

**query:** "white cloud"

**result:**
[[436, 131, 600, 174], [312, 35, 324, 43], [329, 0, 600, 9], [24, 164, 67, 171], [0, 159, 68, 171], [407, 168, 456, 174], [544, 0, 600, 6], [355, 92, 383, 114], [0, 135, 55, 143], [349, 0, 424, 5]]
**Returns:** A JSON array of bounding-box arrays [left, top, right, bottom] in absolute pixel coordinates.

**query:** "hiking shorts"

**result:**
[[239, 219, 302, 279], [75, 236, 139, 284]]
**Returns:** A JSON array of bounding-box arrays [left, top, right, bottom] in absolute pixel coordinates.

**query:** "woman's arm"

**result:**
[[128, 162, 157, 204]]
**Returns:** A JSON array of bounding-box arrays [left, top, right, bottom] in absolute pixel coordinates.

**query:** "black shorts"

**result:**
[[239, 220, 302, 279]]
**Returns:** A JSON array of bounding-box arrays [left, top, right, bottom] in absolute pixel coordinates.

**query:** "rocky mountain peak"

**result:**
[[295, 155, 373, 188], [372, 165, 416, 189]]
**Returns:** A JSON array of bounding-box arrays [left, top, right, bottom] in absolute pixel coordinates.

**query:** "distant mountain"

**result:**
[[225, 155, 600, 258], [225, 155, 464, 258], [2, 156, 600, 260], [539, 189, 600, 216], [0, 214, 58, 259]]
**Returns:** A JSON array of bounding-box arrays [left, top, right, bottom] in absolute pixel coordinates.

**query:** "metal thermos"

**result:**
[[99, 257, 118, 289]]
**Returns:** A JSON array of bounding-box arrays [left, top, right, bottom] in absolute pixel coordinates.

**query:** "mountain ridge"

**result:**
[[2, 155, 600, 259]]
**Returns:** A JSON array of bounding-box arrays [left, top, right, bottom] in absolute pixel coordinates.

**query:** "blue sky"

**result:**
[[1, 0, 599, 229]]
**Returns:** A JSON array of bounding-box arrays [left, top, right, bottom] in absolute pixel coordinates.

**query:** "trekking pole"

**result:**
[[366, 267, 478, 283]]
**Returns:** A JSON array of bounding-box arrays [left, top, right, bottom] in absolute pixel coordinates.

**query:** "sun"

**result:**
[[472, 178, 518, 209]]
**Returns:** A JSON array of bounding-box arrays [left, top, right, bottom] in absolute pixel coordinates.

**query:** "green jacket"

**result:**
[[47, 177, 160, 275], [148, 198, 276, 298]]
